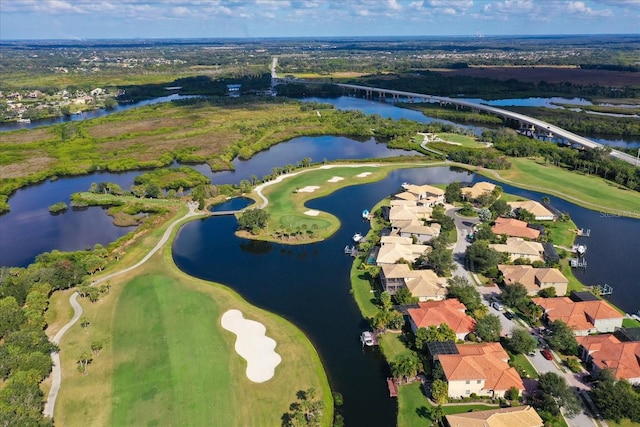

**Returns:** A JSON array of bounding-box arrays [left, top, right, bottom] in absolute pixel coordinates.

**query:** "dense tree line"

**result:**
[[355, 71, 640, 100], [508, 106, 640, 136], [486, 128, 640, 192], [0, 245, 115, 425]]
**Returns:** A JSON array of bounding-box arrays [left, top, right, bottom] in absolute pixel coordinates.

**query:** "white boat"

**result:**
[[361, 331, 375, 346], [362, 209, 372, 220], [352, 233, 363, 243], [401, 182, 410, 190], [572, 244, 587, 256]]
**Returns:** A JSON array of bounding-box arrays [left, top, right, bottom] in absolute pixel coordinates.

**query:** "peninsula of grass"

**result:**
[[248, 164, 413, 244], [477, 157, 640, 217], [52, 210, 332, 426]]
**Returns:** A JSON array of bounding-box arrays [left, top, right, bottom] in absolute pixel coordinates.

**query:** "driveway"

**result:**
[[446, 206, 599, 427]]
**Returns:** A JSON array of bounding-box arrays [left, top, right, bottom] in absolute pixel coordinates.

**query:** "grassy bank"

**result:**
[[477, 157, 640, 217], [52, 210, 333, 426]]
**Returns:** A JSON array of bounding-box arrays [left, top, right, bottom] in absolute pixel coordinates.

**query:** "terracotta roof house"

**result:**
[[439, 342, 525, 398], [491, 217, 540, 240], [498, 265, 568, 296], [407, 299, 476, 340], [397, 219, 441, 244], [390, 198, 418, 206], [509, 201, 555, 221], [531, 297, 624, 336], [375, 243, 429, 266], [461, 182, 496, 201], [576, 334, 640, 385], [490, 237, 544, 263], [445, 405, 543, 427]]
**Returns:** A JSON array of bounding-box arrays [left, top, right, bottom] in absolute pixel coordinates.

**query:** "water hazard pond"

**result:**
[[1, 95, 638, 425], [172, 166, 640, 426]]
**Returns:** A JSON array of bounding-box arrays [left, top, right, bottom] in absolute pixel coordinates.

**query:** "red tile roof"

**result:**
[[576, 334, 640, 382], [531, 297, 623, 331], [492, 217, 540, 239], [407, 299, 476, 334], [439, 343, 525, 392]]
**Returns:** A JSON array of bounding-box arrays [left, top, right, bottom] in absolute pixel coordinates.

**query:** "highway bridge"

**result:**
[[273, 73, 637, 166], [334, 83, 638, 166]]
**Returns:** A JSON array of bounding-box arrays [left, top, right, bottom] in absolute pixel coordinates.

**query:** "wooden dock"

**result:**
[[570, 258, 587, 268], [387, 378, 398, 397]]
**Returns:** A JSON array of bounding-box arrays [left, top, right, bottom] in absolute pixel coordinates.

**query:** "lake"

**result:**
[[172, 165, 640, 425], [1, 93, 638, 426]]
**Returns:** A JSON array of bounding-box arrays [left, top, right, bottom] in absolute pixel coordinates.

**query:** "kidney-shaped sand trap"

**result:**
[[221, 309, 282, 383]]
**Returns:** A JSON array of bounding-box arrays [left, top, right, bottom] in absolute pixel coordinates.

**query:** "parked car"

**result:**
[[504, 311, 515, 320], [541, 349, 553, 360], [492, 301, 504, 311]]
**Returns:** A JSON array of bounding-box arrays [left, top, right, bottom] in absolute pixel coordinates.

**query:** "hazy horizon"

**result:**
[[1, 0, 638, 40]]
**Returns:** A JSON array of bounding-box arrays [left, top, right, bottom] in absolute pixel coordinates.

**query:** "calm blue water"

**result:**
[[0, 92, 638, 425], [0, 94, 198, 132]]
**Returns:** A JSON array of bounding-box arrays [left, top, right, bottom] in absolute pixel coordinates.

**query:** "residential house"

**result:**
[[461, 181, 496, 201], [74, 95, 94, 105], [490, 237, 544, 263], [509, 201, 555, 221], [445, 405, 543, 427], [576, 334, 640, 385], [397, 219, 441, 244], [90, 88, 104, 96], [439, 342, 525, 398], [491, 217, 540, 240], [375, 242, 429, 266], [407, 299, 475, 340], [531, 297, 624, 336], [403, 184, 445, 204], [389, 204, 432, 223], [380, 263, 447, 301], [498, 264, 568, 296]]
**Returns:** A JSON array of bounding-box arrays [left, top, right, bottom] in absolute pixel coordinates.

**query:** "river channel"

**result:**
[[1, 95, 639, 425]]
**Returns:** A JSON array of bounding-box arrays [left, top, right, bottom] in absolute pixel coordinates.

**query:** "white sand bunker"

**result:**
[[297, 186, 320, 193], [221, 309, 282, 383], [356, 172, 372, 177], [304, 210, 320, 216], [327, 176, 344, 183]]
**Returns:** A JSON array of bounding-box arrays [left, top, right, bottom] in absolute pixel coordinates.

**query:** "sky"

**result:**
[[0, 0, 639, 40]]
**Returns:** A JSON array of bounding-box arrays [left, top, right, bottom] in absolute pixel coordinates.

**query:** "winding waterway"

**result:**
[[1, 94, 639, 425]]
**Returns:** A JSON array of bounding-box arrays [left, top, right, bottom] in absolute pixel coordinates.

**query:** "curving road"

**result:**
[[43, 202, 202, 419]]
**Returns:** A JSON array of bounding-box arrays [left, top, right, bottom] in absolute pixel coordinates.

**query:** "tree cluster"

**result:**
[[591, 371, 640, 423], [281, 388, 325, 427]]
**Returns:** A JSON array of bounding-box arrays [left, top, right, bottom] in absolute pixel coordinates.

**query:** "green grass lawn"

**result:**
[[261, 166, 383, 237], [438, 133, 488, 149], [510, 353, 539, 379], [54, 210, 333, 426], [111, 275, 232, 426], [489, 158, 640, 217], [623, 318, 640, 328], [397, 382, 499, 427], [350, 257, 379, 320], [378, 332, 414, 361]]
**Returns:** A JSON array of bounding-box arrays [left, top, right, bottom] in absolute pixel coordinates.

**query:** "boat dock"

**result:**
[[570, 258, 587, 268], [576, 228, 591, 237], [344, 246, 359, 257], [387, 378, 398, 397]]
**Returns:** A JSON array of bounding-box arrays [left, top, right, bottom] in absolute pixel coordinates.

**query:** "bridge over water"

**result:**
[[274, 74, 637, 166], [334, 83, 638, 166]]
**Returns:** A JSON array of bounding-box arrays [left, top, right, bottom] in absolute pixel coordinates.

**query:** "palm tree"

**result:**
[[432, 404, 445, 425]]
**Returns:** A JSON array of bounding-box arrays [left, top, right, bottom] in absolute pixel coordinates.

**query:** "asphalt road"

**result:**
[[445, 206, 601, 427]]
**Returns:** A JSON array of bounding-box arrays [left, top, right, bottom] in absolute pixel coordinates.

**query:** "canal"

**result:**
[[1, 94, 638, 425]]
